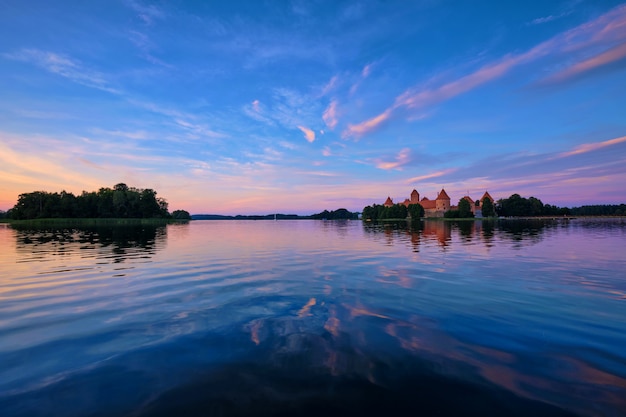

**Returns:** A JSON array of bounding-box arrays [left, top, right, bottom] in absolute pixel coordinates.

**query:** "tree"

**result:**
[[528, 197, 544, 216], [362, 205, 376, 220], [444, 209, 460, 218], [481, 198, 495, 217], [386, 203, 407, 219], [407, 203, 424, 219], [171, 210, 191, 220], [361, 203, 407, 220], [458, 198, 474, 218], [496, 194, 547, 217], [311, 208, 358, 220]]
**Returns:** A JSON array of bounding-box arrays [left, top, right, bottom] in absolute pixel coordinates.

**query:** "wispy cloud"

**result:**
[[243, 99, 275, 126], [528, 11, 572, 26], [375, 148, 413, 170], [343, 4, 626, 138], [243, 88, 322, 138], [400, 134, 626, 205], [542, 42, 626, 83], [406, 169, 457, 184], [344, 109, 392, 138], [362, 63, 373, 78], [90, 128, 149, 140], [175, 118, 226, 139], [127, 29, 172, 68], [125, 0, 165, 25], [349, 62, 376, 96], [558, 135, 626, 157], [323, 100, 339, 130], [3, 49, 120, 94], [297, 126, 316, 143], [320, 75, 339, 96]]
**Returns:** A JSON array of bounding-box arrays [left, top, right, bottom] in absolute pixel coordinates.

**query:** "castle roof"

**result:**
[[421, 196, 430, 201], [481, 191, 494, 202], [420, 199, 436, 209], [384, 196, 394, 206], [436, 189, 450, 200], [411, 189, 419, 196], [462, 195, 474, 204]]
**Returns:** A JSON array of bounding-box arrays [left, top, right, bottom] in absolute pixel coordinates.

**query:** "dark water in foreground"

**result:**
[[1, 219, 625, 416]]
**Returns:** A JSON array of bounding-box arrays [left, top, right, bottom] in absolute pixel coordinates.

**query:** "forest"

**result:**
[[7, 183, 190, 220]]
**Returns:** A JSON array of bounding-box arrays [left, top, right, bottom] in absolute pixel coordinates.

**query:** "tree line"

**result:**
[[310, 208, 359, 220], [7, 183, 190, 220], [495, 194, 570, 217], [361, 193, 626, 220], [362, 203, 424, 221], [569, 204, 626, 216]]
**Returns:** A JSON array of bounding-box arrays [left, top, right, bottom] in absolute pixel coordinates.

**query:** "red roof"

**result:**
[[481, 191, 494, 202], [436, 189, 450, 200]]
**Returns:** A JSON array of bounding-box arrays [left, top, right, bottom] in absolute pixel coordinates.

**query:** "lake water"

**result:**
[[1, 219, 625, 416]]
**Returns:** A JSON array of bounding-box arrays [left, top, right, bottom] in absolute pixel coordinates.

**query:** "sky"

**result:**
[[1, 0, 625, 215]]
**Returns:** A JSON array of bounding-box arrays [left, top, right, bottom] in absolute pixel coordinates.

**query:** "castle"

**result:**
[[383, 189, 494, 217]]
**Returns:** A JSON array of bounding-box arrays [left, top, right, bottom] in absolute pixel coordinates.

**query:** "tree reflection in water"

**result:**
[[12, 224, 167, 264]]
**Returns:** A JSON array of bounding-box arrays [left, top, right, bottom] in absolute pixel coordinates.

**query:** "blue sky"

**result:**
[[1, 0, 625, 214]]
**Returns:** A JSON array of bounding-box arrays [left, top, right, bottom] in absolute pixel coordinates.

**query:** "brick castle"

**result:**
[[383, 189, 494, 217]]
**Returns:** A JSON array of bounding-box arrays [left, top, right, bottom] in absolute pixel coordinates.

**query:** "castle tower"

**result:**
[[410, 189, 420, 204], [383, 196, 394, 207], [480, 191, 494, 207], [435, 188, 450, 212]]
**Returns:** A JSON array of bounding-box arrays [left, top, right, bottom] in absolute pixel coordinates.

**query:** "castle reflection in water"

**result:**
[[362, 218, 562, 252]]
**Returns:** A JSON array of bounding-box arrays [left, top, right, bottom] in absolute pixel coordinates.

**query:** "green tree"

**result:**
[[444, 209, 460, 218], [362, 205, 377, 220], [8, 184, 177, 220], [458, 198, 474, 218], [481, 198, 495, 217], [497, 194, 548, 217], [407, 203, 424, 219], [386, 203, 407, 219]]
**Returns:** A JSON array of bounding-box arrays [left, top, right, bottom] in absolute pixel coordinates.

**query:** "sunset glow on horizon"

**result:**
[[1, 1, 625, 215]]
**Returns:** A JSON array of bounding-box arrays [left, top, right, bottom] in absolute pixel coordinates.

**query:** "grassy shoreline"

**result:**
[[4, 218, 188, 227]]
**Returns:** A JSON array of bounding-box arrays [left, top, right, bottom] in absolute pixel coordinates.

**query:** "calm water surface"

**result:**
[[0, 219, 625, 416]]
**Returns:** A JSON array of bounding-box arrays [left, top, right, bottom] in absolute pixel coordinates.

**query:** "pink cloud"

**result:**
[[395, 57, 521, 110], [558, 135, 626, 158], [320, 75, 339, 96], [544, 42, 626, 83], [375, 148, 412, 170], [297, 126, 316, 143], [322, 100, 339, 130], [406, 168, 457, 183], [343, 108, 392, 138]]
